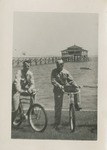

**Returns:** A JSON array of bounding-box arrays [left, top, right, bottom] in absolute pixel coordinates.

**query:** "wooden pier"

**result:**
[[12, 56, 89, 67]]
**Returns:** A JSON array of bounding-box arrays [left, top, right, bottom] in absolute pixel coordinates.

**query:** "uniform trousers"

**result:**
[[53, 89, 80, 125], [54, 90, 64, 125]]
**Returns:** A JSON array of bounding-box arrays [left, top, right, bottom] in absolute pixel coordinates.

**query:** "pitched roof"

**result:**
[[67, 45, 82, 49], [61, 45, 88, 52]]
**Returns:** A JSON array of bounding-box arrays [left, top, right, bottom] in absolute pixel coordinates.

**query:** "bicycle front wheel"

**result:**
[[28, 104, 47, 132], [69, 104, 76, 132]]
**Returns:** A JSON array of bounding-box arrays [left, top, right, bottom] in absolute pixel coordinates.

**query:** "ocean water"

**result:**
[[12, 57, 98, 111]]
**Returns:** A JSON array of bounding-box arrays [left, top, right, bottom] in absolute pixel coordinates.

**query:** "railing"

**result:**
[[12, 56, 89, 67]]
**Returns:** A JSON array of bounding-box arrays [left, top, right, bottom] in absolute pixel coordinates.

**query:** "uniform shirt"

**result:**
[[51, 68, 75, 90], [13, 69, 35, 92]]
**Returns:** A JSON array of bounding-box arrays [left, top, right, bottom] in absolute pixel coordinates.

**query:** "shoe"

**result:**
[[13, 121, 18, 126], [54, 125, 60, 130], [75, 106, 82, 111], [12, 118, 21, 126], [53, 124, 62, 130]]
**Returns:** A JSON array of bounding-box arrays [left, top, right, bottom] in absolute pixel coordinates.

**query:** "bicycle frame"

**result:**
[[68, 93, 74, 105], [19, 92, 36, 118], [65, 89, 81, 132], [12, 89, 48, 132], [66, 89, 81, 105]]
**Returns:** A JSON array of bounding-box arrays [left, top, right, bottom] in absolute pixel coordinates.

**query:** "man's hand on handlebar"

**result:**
[[59, 85, 64, 92]]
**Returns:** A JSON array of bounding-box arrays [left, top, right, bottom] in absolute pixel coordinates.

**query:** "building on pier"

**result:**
[[61, 45, 89, 62]]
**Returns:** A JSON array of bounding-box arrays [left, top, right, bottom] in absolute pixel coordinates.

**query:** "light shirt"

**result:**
[[51, 68, 74, 88], [13, 69, 35, 92]]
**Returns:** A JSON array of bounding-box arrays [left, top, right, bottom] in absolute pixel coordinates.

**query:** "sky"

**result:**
[[13, 12, 98, 57]]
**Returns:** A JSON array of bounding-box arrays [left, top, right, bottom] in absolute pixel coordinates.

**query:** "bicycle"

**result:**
[[65, 87, 81, 132], [12, 90, 48, 132]]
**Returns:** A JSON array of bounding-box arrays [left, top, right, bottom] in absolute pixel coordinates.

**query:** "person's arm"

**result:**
[[28, 72, 35, 93], [51, 69, 63, 89], [67, 71, 78, 87]]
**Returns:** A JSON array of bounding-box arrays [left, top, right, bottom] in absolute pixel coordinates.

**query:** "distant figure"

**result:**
[[12, 60, 36, 123], [51, 59, 81, 130]]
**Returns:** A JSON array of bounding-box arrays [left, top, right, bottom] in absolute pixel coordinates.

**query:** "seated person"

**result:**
[[12, 60, 36, 122]]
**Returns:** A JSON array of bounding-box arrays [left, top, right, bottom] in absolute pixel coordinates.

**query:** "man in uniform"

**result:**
[[51, 59, 81, 130]]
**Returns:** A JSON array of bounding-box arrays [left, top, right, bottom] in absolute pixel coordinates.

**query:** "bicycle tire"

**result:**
[[28, 104, 47, 132], [69, 104, 76, 132], [12, 106, 23, 128]]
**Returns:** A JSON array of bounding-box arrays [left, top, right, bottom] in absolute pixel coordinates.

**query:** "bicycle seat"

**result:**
[[20, 91, 36, 96], [20, 92, 31, 96]]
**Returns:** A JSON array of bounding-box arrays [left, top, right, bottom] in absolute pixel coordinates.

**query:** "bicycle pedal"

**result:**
[[23, 114, 28, 120]]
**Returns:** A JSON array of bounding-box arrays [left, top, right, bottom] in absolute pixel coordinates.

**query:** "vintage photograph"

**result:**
[[11, 12, 98, 140]]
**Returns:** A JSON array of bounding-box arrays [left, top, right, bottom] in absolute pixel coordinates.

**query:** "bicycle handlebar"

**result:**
[[20, 89, 39, 96], [64, 89, 81, 95], [64, 85, 81, 95]]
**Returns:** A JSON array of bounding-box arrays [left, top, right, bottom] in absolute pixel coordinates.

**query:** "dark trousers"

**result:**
[[54, 91, 64, 125], [53, 90, 80, 125], [74, 93, 80, 107]]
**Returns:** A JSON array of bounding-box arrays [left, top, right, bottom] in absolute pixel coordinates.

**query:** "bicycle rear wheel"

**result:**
[[69, 104, 76, 132], [12, 106, 22, 128], [28, 104, 47, 132]]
